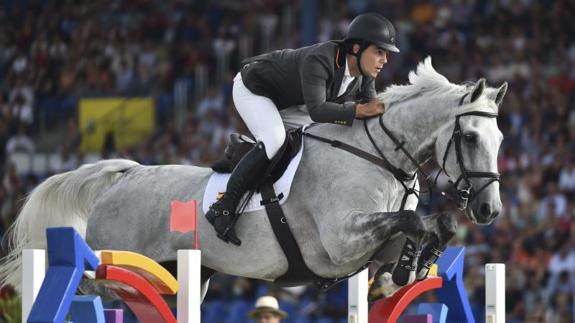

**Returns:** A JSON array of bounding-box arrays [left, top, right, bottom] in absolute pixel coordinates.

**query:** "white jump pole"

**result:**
[[177, 249, 202, 323], [22, 249, 46, 323], [348, 268, 369, 323], [485, 263, 505, 323]]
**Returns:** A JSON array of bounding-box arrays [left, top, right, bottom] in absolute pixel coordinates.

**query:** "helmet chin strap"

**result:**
[[356, 52, 368, 77], [349, 41, 370, 77]]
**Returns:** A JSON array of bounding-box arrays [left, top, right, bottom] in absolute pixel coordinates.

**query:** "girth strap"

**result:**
[[260, 181, 369, 290], [260, 181, 316, 285]]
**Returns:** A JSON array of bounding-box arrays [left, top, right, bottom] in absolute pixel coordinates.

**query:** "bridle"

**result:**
[[438, 110, 500, 210], [365, 91, 500, 211], [303, 90, 501, 211]]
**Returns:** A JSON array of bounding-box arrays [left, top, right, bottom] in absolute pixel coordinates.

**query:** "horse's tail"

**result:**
[[0, 159, 139, 292]]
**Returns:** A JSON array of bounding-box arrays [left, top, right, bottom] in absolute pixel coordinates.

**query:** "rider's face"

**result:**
[[359, 44, 388, 78]]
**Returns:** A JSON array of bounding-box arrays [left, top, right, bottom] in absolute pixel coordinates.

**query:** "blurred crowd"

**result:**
[[0, 0, 575, 322]]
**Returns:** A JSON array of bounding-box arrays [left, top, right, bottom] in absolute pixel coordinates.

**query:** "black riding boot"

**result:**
[[206, 142, 270, 245]]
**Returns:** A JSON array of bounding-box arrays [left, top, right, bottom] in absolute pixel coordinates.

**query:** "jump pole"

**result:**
[[348, 268, 369, 323], [177, 249, 202, 323], [485, 263, 505, 323], [22, 249, 46, 323], [22, 248, 202, 323]]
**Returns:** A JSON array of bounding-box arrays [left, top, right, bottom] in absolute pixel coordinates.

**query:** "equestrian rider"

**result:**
[[206, 13, 400, 245]]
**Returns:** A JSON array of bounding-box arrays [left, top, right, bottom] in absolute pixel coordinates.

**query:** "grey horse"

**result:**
[[0, 57, 507, 301]]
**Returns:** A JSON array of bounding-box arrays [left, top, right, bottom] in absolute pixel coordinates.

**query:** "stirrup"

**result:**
[[205, 200, 231, 225], [206, 201, 242, 246]]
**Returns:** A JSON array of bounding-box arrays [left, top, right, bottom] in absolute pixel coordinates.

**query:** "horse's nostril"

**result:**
[[479, 203, 491, 217]]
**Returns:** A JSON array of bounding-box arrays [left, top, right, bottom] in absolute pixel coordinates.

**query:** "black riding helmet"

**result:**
[[344, 13, 399, 76]]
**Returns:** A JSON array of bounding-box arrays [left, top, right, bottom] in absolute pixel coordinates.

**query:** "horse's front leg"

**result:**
[[326, 210, 426, 267], [415, 212, 458, 280], [367, 212, 458, 301]]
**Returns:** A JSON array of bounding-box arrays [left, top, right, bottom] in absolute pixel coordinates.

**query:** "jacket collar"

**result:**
[[331, 45, 347, 98], [330, 41, 365, 100]]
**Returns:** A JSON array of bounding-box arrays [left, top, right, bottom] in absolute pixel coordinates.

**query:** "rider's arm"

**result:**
[[300, 55, 357, 126], [355, 101, 385, 118]]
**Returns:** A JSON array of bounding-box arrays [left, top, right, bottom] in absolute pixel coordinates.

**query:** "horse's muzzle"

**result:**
[[468, 199, 502, 224]]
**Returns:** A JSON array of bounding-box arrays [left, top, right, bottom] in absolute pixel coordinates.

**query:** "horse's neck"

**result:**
[[363, 99, 453, 174], [309, 98, 454, 175]]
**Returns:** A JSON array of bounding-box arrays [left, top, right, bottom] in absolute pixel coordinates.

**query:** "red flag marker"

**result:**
[[170, 199, 198, 249]]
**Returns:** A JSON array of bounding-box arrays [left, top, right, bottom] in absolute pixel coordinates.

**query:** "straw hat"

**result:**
[[248, 296, 288, 319]]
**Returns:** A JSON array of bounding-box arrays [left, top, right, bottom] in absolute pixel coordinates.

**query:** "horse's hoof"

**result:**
[[371, 271, 402, 299]]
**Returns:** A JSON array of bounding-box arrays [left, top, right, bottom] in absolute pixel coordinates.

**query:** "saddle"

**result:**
[[211, 128, 303, 184], [209, 128, 332, 287]]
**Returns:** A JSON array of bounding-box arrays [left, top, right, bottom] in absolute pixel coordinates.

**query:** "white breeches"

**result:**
[[233, 73, 313, 159]]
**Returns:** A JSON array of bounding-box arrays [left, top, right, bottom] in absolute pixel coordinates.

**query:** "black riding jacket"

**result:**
[[240, 41, 377, 127]]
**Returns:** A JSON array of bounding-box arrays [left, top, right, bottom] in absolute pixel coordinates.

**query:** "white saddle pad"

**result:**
[[202, 139, 304, 214]]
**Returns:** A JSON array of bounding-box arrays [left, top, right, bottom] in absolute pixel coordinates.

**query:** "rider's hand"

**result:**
[[355, 101, 385, 119]]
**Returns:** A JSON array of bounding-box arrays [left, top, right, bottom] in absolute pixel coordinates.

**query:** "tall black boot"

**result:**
[[205, 142, 270, 245]]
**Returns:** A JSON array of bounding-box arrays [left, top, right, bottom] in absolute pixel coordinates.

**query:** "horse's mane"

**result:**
[[380, 56, 500, 114], [381, 56, 464, 104]]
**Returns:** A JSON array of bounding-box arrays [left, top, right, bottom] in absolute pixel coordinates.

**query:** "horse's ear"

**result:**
[[495, 82, 508, 106], [470, 78, 486, 103]]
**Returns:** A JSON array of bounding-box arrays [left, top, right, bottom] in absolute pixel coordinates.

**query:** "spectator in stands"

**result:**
[[196, 85, 225, 117], [542, 247, 574, 310], [8, 94, 33, 131], [0, 119, 8, 170], [537, 182, 568, 221], [5, 125, 34, 155], [559, 160, 575, 196], [248, 296, 287, 323]]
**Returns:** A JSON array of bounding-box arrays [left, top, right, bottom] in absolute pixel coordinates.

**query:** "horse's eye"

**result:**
[[463, 133, 477, 144]]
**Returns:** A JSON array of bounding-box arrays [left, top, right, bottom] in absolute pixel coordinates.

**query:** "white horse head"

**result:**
[[380, 57, 508, 224]]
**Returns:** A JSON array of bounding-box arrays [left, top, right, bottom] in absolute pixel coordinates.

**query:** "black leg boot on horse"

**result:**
[[206, 142, 270, 246]]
